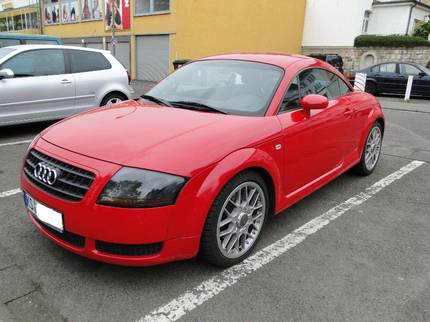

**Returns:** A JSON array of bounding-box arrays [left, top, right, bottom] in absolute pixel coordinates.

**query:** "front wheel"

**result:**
[[352, 122, 383, 176], [199, 171, 269, 267]]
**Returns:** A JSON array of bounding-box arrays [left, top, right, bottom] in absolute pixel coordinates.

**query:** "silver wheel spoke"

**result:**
[[364, 126, 382, 171], [216, 181, 266, 259], [220, 217, 232, 227]]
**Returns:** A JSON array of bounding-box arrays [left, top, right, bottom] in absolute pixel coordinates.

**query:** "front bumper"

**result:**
[[21, 138, 200, 266]]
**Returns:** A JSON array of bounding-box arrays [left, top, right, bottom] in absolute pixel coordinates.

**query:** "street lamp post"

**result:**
[[111, 0, 116, 57]]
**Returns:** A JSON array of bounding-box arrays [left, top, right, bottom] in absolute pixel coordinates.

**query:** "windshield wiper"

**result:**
[[170, 101, 227, 114], [139, 94, 173, 107]]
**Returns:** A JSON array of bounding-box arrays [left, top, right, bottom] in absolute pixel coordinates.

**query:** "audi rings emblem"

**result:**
[[34, 163, 60, 186]]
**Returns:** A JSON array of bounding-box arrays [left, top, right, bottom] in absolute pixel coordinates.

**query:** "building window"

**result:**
[[135, 0, 170, 15], [362, 10, 371, 33]]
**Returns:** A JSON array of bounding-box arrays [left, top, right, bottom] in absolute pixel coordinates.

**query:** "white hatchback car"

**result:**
[[0, 45, 135, 126]]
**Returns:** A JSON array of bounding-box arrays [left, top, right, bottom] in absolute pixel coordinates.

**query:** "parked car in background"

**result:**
[[0, 45, 134, 126], [309, 53, 344, 73], [349, 61, 430, 97], [21, 53, 384, 267], [0, 33, 64, 48]]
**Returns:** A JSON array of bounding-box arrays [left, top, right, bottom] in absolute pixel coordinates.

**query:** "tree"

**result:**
[[413, 21, 430, 40]]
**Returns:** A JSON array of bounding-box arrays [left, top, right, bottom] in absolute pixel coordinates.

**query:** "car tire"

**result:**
[[352, 122, 383, 176], [365, 82, 377, 96], [199, 171, 269, 267], [100, 93, 127, 107]]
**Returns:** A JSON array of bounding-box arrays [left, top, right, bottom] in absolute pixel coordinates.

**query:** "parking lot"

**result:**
[[0, 94, 429, 322]]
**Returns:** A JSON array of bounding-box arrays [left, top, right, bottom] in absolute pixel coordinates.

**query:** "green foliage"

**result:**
[[413, 21, 430, 39], [354, 34, 430, 47]]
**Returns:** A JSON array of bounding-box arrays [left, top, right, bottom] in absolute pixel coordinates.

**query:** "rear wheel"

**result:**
[[100, 93, 126, 106], [352, 122, 383, 176], [199, 171, 269, 267], [365, 82, 377, 96]]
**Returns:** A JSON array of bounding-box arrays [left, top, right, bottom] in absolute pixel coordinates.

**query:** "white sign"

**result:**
[[353, 73, 367, 92]]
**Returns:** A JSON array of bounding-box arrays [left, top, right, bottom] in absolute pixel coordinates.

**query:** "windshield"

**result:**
[[0, 48, 15, 60], [147, 60, 284, 116]]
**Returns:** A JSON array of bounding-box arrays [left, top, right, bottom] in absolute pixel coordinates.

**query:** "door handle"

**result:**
[[60, 79, 72, 84]]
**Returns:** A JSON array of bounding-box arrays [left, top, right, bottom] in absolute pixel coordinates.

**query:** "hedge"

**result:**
[[354, 34, 430, 47]]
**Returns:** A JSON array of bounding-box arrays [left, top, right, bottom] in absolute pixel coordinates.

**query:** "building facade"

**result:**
[[0, 0, 41, 34], [37, 0, 306, 81], [302, 0, 430, 71]]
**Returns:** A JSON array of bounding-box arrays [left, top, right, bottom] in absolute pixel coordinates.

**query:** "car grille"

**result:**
[[95, 240, 163, 256], [33, 215, 85, 248], [24, 149, 95, 202]]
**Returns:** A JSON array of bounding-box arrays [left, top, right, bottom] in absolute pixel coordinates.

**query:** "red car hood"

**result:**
[[41, 100, 281, 177]]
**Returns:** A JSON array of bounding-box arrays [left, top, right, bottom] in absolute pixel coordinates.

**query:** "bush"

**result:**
[[413, 21, 430, 39], [354, 34, 430, 47]]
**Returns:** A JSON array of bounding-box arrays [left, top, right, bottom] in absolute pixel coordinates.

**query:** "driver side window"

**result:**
[[279, 68, 350, 113]]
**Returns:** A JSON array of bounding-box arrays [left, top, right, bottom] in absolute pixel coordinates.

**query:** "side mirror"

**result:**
[[300, 94, 329, 110], [418, 72, 426, 78], [0, 68, 14, 80]]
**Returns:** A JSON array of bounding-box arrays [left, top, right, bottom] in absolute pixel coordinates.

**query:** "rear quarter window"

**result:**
[[69, 50, 111, 73]]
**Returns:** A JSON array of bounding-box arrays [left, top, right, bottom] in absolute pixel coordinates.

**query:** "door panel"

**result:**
[[372, 63, 400, 93], [68, 49, 113, 110], [0, 49, 75, 124], [277, 68, 357, 196], [278, 102, 346, 196], [398, 63, 430, 96]]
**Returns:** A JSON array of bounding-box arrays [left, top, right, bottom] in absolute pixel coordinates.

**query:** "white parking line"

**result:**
[[0, 188, 21, 198], [139, 160, 425, 322], [0, 140, 32, 148]]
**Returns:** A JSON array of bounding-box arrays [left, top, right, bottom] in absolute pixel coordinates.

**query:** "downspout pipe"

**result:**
[[406, 2, 418, 35]]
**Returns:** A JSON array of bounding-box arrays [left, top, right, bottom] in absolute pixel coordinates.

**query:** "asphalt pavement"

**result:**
[[0, 95, 429, 322]]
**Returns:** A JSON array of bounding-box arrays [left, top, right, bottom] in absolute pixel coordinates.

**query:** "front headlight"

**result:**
[[97, 167, 187, 208]]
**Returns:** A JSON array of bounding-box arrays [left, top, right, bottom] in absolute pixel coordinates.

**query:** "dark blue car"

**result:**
[[350, 62, 430, 97]]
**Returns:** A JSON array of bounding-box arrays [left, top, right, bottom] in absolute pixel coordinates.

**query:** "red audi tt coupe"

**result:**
[[21, 53, 384, 267]]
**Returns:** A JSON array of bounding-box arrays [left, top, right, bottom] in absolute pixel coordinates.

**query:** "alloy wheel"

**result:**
[[216, 181, 266, 259], [107, 97, 122, 105], [365, 126, 382, 171]]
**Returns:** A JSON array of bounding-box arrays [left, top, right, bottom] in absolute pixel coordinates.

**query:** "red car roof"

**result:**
[[198, 52, 312, 69]]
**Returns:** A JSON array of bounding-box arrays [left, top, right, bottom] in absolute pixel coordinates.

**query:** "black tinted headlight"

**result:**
[[97, 167, 187, 208]]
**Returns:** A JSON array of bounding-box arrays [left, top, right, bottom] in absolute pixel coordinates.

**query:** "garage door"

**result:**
[[136, 35, 169, 82], [108, 42, 130, 71], [87, 43, 103, 50]]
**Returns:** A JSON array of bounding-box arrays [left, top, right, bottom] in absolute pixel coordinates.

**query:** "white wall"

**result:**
[[302, 0, 373, 47], [408, 6, 430, 34], [302, 0, 430, 48], [367, 5, 410, 35], [367, 4, 429, 35]]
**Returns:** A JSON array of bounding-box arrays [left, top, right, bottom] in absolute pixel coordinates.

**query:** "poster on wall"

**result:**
[[60, 0, 80, 23], [105, 0, 130, 31], [81, 0, 102, 21], [44, 0, 61, 24], [44, 0, 102, 25]]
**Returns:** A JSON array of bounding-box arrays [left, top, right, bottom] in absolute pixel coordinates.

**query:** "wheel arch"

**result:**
[[375, 117, 385, 136], [183, 147, 281, 239]]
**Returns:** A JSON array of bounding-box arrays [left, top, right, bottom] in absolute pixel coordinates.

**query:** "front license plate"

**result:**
[[23, 192, 64, 233]]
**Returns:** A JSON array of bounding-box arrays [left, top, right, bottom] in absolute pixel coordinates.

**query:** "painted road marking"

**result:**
[[139, 160, 425, 322], [0, 188, 21, 198], [0, 140, 32, 148]]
